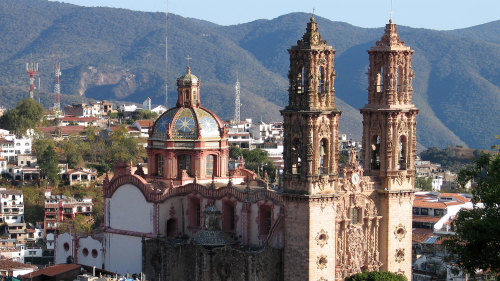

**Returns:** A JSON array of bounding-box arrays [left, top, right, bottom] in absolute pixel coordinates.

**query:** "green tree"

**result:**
[[415, 177, 433, 191], [22, 186, 45, 224], [345, 271, 407, 281], [444, 153, 500, 275], [241, 149, 277, 183], [108, 125, 145, 163], [37, 141, 60, 186], [62, 137, 83, 169], [57, 214, 93, 235], [0, 98, 44, 136], [229, 145, 242, 160]]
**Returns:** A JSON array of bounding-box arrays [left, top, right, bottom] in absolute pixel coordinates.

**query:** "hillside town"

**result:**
[[0, 1, 498, 281]]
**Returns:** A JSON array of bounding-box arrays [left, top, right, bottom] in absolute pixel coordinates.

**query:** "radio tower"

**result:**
[[26, 56, 38, 99], [233, 75, 241, 124], [37, 77, 41, 103], [165, 0, 169, 108], [54, 62, 61, 111]]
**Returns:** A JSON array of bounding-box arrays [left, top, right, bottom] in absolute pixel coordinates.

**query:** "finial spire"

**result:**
[[389, 0, 393, 23], [185, 55, 192, 70], [311, 8, 315, 20]]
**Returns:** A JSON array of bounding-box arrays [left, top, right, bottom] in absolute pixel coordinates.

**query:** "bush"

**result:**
[[345, 271, 407, 281]]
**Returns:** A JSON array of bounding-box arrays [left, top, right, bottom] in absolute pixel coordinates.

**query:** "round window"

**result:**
[[63, 243, 70, 251], [91, 249, 98, 258], [82, 248, 89, 257]]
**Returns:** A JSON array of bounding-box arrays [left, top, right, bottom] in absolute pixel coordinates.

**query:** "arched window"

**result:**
[[166, 218, 177, 238], [399, 135, 407, 170], [376, 67, 384, 93], [188, 197, 201, 228], [371, 135, 381, 170], [259, 205, 272, 236], [178, 155, 191, 176], [318, 66, 325, 93], [297, 66, 306, 94], [319, 139, 328, 174], [192, 90, 198, 104], [291, 139, 301, 174], [205, 155, 215, 177], [222, 201, 235, 232], [351, 207, 362, 224], [156, 154, 164, 176]]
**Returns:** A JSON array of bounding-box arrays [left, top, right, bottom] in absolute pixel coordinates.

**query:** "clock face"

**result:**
[[351, 173, 360, 185], [175, 116, 195, 133]]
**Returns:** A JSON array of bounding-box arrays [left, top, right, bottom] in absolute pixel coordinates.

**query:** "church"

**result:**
[[72, 17, 417, 281]]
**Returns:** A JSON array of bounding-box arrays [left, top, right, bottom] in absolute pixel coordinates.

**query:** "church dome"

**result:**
[[151, 106, 223, 140]]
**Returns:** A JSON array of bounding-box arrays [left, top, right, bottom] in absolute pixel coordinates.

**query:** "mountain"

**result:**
[[0, 0, 499, 149]]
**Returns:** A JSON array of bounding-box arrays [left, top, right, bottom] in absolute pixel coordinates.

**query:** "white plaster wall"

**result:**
[[54, 232, 73, 264], [104, 233, 143, 275], [107, 184, 154, 233], [13, 268, 35, 277], [77, 236, 104, 268]]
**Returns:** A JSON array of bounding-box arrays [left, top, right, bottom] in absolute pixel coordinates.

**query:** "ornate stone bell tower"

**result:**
[[360, 20, 418, 279], [281, 16, 341, 195], [282, 17, 340, 281]]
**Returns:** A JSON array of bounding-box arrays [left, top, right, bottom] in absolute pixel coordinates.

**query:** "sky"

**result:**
[[48, 0, 500, 30]]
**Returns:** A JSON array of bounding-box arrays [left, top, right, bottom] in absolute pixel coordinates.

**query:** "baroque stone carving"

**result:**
[[316, 255, 328, 270], [394, 224, 407, 241], [315, 229, 329, 248], [395, 248, 405, 263]]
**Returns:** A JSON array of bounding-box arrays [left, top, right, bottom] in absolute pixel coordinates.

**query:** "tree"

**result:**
[[57, 214, 93, 235], [444, 153, 500, 275], [37, 140, 60, 186], [108, 125, 145, 163], [229, 145, 242, 160], [0, 98, 44, 136], [62, 137, 83, 169], [241, 148, 277, 183], [345, 271, 407, 281], [415, 177, 433, 191]]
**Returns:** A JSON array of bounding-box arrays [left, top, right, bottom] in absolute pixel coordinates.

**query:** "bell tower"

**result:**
[[282, 16, 341, 195], [282, 17, 340, 281], [176, 67, 201, 107], [361, 20, 417, 279]]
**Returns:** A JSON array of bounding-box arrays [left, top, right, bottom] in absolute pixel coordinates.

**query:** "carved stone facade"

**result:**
[[282, 19, 416, 281]]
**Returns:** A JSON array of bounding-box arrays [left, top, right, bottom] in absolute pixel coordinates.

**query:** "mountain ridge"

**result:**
[[0, 0, 499, 149]]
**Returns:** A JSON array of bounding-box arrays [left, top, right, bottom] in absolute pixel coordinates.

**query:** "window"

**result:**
[[82, 248, 89, 256], [434, 209, 444, 217], [156, 154, 164, 176], [63, 243, 70, 251], [222, 201, 235, 232], [259, 205, 272, 236], [91, 249, 98, 258], [371, 135, 381, 170], [206, 155, 215, 177], [192, 90, 197, 103], [319, 139, 328, 174], [398, 135, 407, 170], [178, 155, 191, 176], [318, 66, 325, 93], [421, 208, 429, 215], [297, 66, 305, 94], [77, 207, 82, 212], [291, 139, 301, 174], [166, 219, 177, 237], [376, 67, 384, 92], [351, 207, 361, 224], [188, 197, 201, 228]]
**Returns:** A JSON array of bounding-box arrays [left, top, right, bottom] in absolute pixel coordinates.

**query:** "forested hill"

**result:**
[[1, 0, 500, 149]]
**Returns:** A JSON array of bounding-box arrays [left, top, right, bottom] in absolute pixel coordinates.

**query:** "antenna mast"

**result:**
[[26, 55, 39, 99], [233, 74, 241, 124], [37, 76, 41, 103], [54, 62, 61, 111], [165, 0, 169, 108]]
